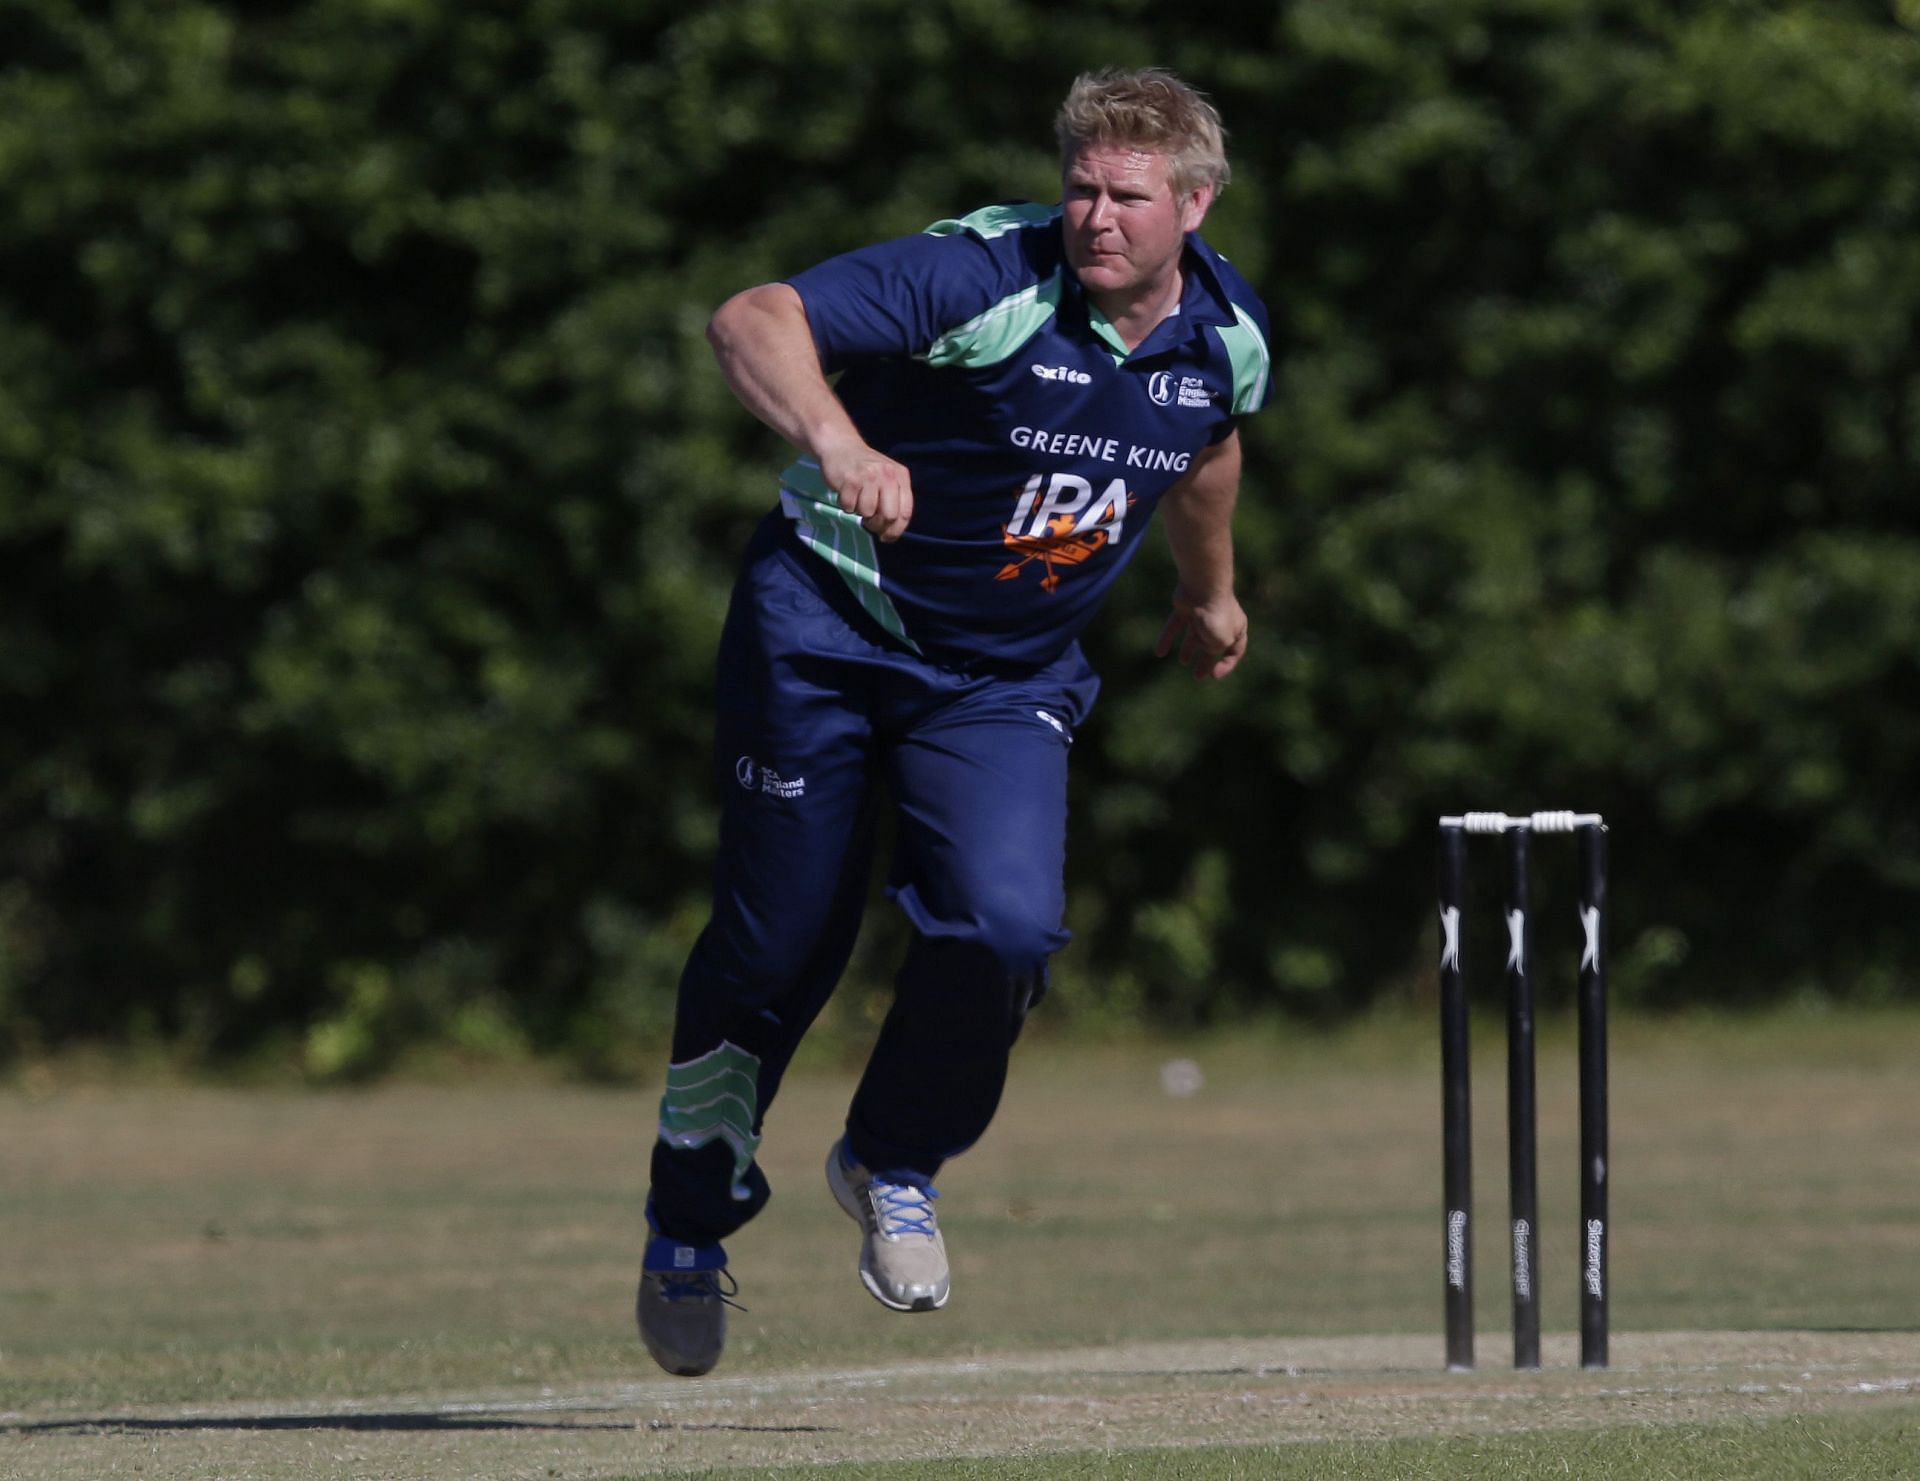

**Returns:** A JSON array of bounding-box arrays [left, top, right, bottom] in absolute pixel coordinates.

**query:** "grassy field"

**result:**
[[2, 1008, 1917, 1477]]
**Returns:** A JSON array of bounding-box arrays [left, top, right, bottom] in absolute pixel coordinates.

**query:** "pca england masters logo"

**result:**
[[1148, 369, 1212, 408], [736, 756, 805, 799]]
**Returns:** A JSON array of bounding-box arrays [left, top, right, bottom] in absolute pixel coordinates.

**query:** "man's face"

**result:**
[[1060, 143, 1211, 305]]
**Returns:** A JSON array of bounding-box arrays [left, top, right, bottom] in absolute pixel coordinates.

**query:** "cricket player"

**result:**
[[638, 67, 1271, 1376]]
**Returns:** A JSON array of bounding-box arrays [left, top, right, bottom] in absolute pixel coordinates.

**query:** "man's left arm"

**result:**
[[1155, 428, 1247, 680]]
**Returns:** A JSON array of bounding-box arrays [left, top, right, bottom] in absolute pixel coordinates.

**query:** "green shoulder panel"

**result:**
[[921, 271, 1064, 369], [923, 202, 1061, 240], [918, 204, 1064, 369], [1213, 304, 1272, 415]]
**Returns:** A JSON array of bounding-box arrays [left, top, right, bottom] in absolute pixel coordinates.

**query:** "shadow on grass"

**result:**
[[7, 1414, 834, 1435]]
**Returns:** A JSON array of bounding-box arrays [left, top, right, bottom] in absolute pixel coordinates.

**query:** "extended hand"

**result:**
[[821, 440, 915, 543], [1155, 586, 1248, 680]]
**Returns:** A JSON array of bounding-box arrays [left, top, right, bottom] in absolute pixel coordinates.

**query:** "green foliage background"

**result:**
[[4, 0, 1918, 1072]]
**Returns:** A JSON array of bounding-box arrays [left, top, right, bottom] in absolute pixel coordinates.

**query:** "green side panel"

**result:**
[[923, 201, 1061, 240], [921, 272, 1064, 369], [657, 1040, 763, 1195], [778, 462, 924, 654], [1215, 304, 1273, 414]]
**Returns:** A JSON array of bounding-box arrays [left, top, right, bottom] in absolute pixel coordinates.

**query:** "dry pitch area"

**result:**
[[8, 1331, 1918, 1478], [3, 1012, 1917, 1478]]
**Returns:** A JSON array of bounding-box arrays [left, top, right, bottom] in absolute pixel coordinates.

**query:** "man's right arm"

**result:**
[[707, 283, 914, 542]]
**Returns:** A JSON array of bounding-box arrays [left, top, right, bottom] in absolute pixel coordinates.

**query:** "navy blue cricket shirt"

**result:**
[[778, 202, 1272, 670]]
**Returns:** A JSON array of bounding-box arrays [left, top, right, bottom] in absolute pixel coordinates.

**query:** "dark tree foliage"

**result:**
[[3, 0, 1918, 1070]]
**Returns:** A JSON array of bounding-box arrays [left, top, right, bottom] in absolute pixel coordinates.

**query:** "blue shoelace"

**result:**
[[872, 1179, 939, 1240]]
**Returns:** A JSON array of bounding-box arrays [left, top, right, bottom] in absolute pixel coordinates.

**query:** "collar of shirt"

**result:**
[[1058, 233, 1240, 362]]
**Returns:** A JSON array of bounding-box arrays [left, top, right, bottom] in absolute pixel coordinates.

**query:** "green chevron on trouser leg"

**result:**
[[657, 1041, 763, 1199]]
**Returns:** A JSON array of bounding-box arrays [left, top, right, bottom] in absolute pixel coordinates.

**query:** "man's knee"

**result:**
[[964, 879, 1069, 974], [891, 869, 1068, 975]]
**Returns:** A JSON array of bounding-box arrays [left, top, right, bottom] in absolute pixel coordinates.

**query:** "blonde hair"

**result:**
[[1054, 67, 1231, 198]]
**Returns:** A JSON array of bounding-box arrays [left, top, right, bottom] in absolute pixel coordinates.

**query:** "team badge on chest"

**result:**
[[996, 472, 1135, 591]]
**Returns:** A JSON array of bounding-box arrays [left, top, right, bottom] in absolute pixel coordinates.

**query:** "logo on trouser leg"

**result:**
[[658, 1040, 765, 1200], [736, 756, 805, 799]]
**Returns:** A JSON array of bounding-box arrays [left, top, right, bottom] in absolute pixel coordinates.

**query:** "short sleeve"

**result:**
[[785, 225, 1035, 373]]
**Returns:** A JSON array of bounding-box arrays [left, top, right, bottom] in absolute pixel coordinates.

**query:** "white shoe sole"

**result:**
[[827, 1142, 950, 1313]]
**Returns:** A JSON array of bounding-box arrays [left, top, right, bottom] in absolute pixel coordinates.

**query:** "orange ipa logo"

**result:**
[[995, 472, 1133, 591]]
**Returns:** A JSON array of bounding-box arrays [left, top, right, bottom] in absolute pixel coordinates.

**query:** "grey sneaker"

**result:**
[[826, 1138, 950, 1312], [636, 1235, 737, 1377]]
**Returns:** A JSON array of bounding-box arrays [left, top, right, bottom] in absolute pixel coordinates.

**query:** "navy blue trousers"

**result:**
[[648, 515, 1099, 1245]]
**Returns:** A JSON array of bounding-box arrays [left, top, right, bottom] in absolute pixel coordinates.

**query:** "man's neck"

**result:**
[[1087, 263, 1186, 352]]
